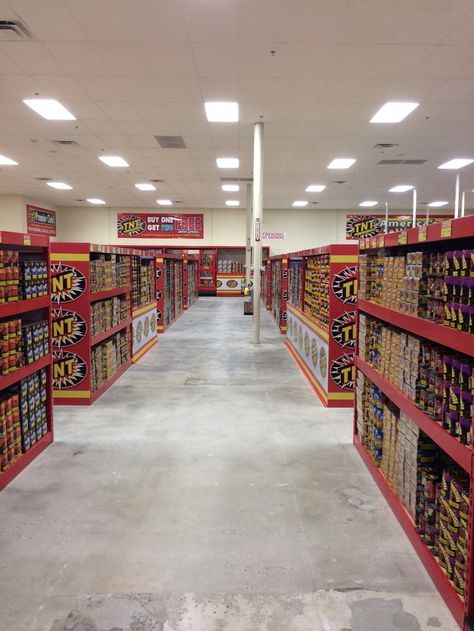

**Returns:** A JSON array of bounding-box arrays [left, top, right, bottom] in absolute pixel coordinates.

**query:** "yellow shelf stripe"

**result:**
[[287, 303, 329, 342], [54, 390, 90, 399], [330, 255, 358, 264], [133, 337, 157, 362], [51, 253, 90, 262], [132, 302, 156, 318]]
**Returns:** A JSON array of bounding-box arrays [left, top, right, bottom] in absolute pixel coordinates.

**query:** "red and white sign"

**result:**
[[117, 213, 204, 239], [262, 232, 287, 240], [26, 204, 57, 236]]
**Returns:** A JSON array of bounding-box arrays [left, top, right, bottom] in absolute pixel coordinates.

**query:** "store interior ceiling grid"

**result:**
[[0, 0, 474, 211]]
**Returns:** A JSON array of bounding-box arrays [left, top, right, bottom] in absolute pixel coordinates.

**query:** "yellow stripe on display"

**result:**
[[329, 255, 358, 264], [54, 390, 91, 399], [328, 392, 354, 401], [50, 253, 90, 262], [132, 302, 156, 317], [133, 337, 157, 362]]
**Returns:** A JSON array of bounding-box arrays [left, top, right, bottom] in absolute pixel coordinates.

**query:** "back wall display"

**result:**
[[345, 213, 452, 240], [117, 212, 204, 239]]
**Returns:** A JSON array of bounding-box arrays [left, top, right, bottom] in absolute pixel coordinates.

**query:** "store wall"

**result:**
[[0, 195, 58, 236]]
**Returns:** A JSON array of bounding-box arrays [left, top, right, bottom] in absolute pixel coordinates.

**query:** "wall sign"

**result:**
[[262, 232, 287, 240], [345, 214, 452, 239], [117, 213, 204, 239], [26, 204, 57, 237]]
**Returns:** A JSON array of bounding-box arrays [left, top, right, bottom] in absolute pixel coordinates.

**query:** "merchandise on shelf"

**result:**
[[304, 254, 329, 328], [91, 296, 129, 337], [288, 259, 302, 309], [132, 257, 154, 308], [0, 250, 19, 303], [217, 259, 244, 273], [19, 260, 49, 300], [0, 318, 49, 375], [91, 329, 130, 392], [90, 254, 130, 294], [187, 260, 198, 307], [271, 259, 282, 326]]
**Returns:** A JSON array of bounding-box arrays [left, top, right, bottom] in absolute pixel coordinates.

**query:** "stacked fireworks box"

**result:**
[[22, 320, 49, 365], [19, 260, 48, 299], [0, 250, 20, 303]]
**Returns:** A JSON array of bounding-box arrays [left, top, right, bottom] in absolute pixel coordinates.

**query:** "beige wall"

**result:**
[[0, 196, 58, 236]]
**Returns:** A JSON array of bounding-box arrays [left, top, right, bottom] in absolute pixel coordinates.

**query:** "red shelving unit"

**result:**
[[90, 285, 132, 302], [266, 254, 288, 334], [0, 231, 53, 491]]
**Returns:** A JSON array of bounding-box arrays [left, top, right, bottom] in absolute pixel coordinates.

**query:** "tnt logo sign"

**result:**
[[330, 354, 355, 390], [52, 351, 87, 389], [51, 264, 86, 304], [346, 215, 382, 239], [117, 215, 146, 237], [283, 290, 288, 301], [156, 267, 162, 279], [52, 309, 87, 348], [332, 267, 357, 305], [282, 311, 287, 322], [331, 312, 356, 349]]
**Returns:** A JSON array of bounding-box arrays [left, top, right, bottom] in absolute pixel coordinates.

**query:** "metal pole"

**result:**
[[461, 190, 466, 218], [384, 201, 389, 233], [455, 173, 460, 219], [252, 121, 264, 345], [245, 183, 252, 288], [412, 188, 417, 228]]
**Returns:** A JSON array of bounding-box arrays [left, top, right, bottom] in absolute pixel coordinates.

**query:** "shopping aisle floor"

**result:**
[[0, 298, 457, 630]]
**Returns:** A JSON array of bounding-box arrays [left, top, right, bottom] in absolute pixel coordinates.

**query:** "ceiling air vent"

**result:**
[[373, 143, 399, 150], [35, 177, 53, 181], [52, 140, 79, 146], [377, 159, 427, 165], [219, 177, 253, 182], [0, 19, 31, 40], [150, 179, 164, 183], [332, 180, 347, 184], [155, 136, 187, 149]]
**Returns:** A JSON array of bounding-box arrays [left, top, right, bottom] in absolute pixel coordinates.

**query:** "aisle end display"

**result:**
[[131, 253, 157, 363]]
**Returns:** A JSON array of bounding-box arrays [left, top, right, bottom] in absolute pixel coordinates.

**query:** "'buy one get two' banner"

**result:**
[[117, 213, 204, 239]]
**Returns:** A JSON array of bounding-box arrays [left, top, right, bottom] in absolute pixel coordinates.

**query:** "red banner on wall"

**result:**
[[345, 213, 452, 240], [117, 213, 203, 239], [26, 204, 57, 236]]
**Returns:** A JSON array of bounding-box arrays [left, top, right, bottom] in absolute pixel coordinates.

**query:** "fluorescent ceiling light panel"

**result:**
[[216, 157, 239, 169], [428, 201, 449, 207], [47, 182, 72, 190], [99, 155, 129, 167], [292, 201, 308, 207], [0, 155, 18, 165], [23, 98, 76, 120], [225, 200, 239, 206], [389, 185, 414, 193], [438, 158, 474, 170], [135, 183, 156, 191], [305, 184, 326, 192], [327, 158, 356, 169], [359, 201, 378, 207], [86, 198, 106, 205], [222, 184, 240, 192], [205, 101, 239, 122], [370, 101, 419, 123], [157, 199, 172, 206]]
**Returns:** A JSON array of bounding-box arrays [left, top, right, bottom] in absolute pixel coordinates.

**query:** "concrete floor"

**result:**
[[0, 298, 458, 631]]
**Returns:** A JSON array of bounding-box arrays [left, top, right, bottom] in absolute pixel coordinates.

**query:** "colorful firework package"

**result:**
[[19, 260, 48, 300], [0, 319, 49, 375], [0, 250, 19, 303]]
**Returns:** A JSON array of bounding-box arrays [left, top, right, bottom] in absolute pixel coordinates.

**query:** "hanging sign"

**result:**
[[117, 213, 204, 239], [262, 232, 287, 240], [345, 214, 452, 239], [26, 204, 57, 237]]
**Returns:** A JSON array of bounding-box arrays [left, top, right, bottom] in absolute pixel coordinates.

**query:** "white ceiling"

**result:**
[[0, 0, 474, 211]]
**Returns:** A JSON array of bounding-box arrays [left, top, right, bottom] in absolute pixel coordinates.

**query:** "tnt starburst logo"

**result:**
[[51, 264, 86, 304], [52, 351, 87, 388], [52, 309, 87, 348]]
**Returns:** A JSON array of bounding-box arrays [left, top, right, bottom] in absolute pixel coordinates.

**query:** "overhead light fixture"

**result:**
[[327, 158, 356, 169], [222, 184, 240, 192], [135, 183, 156, 191], [225, 200, 240, 206], [359, 201, 378, 207], [438, 158, 474, 170], [156, 199, 172, 206], [86, 198, 106, 205], [23, 98, 76, 120], [305, 184, 326, 192], [205, 101, 239, 122], [0, 155, 18, 165], [216, 157, 239, 169], [370, 101, 419, 123], [47, 182, 72, 190], [292, 201, 308, 207], [99, 155, 129, 167], [428, 201, 449, 207], [389, 185, 414, 193]]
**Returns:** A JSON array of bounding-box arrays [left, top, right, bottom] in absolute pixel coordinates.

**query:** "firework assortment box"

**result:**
[[304, 254, 330, 328], [0, 318, 49, 375], [91, 296, 129, 338], [288, 259, 302, 309], [217, 259, 244, 273], [360, 313, 473, 444], [90, 254, 131, 293], [91, 329, 130, 392], [132, 257, 154, 308], [19, 260, 49, 300], [359, 248, 473, 333], [0, 369, 48, 472]]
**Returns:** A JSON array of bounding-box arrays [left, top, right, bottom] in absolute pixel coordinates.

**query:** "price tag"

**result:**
[[360, 239, 366, 250], [370, 237, 377, 249], [377, 235, 384, 248], [398, 230, 408, 245], [441, 220, 452, 238], [23, 236, 31, 246], [418, 224, 427, 242]]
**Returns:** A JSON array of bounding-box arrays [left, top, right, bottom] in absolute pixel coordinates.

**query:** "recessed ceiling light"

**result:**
[[438, 158, 474, 170], [222, 184, 240, 192], [216, 157, 239, 169], [23, 98, 76, 121], [86, 198, 106, 205], [370, 102, 419, 123], [205, 101, 239, 122], [389, 185, 414, 193], [47, 181, 72, 190], [99, 155, 129, 167], [0, 154, 18, 165], [327, 158, 356, 169], [428, 201, 449, 207], [305, 184, 326, 192], [292, 201, 308, 207], [135, 183, 156, 191], [225, 200, 240, 206], [359, 201, 378, 207], [157, 199, 172, 206]]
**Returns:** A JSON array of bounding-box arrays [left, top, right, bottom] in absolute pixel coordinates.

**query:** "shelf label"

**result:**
[[370, 237, 377, 249], [441, 220, 452, 238], [377, 235, 384, 248], [398, 230, 408, 245], [418, 224, 427, 242]]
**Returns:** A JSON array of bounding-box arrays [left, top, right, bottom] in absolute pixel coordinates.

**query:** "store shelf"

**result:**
[[0, 432, 53, 492], [90, 285, 131, 302], [359, 299, 473, 358], [90, 317, 132, 347], [0, 354, 51, 391], [132, 299, 156, 318], [356, 357, 471, 473], [90, 358, 132, 404], [0, 295, 50, 318]]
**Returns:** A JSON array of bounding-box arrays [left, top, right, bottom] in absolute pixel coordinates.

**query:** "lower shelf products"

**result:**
[[91, 329, 130, 392], [1, 318, 49, 375]]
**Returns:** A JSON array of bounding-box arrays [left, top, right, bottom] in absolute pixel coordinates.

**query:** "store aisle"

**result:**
[[0, 298, 456, 631]]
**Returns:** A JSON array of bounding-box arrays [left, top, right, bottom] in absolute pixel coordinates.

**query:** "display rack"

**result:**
[[156, 253, 184, 333], [0, 231, 53, 490], [199, 248, 217, 294], [131, 253, 157, 363], [354, 215, 474, 629], [285, 244, 358, 408], [266, 255, 288, 333], [184, 254, 198, 310], [51, 242, 133, 405]]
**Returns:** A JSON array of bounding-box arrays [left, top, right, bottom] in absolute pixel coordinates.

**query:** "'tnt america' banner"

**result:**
[[345, 214, 453, 240], [117, 213, 204, 239]]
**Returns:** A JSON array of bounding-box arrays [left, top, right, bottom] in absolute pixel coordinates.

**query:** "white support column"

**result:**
[[455, 173, 460, 219], [245, 183, 252, 288], [412, 188, 417, 228], [252, 121, 264, 345], [384, 201, 389, 233], [461, 190, 466, 218]]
